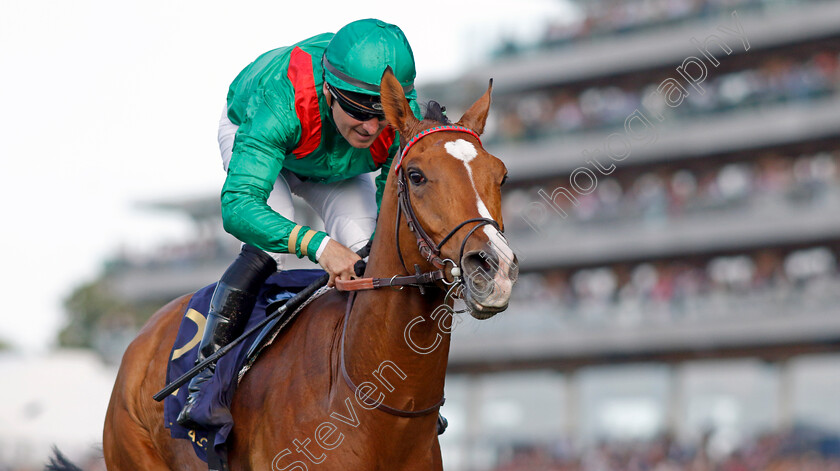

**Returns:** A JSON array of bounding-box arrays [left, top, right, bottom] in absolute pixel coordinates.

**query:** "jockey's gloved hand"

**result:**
[[353, 259, 367, 277], [358, 238, 373, 260], [351, 241, 371, 277], [318, 239, 361, 287]]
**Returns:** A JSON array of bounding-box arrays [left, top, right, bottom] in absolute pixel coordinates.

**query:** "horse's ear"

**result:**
[[380, 66, 418, 135], [456, 78, 493, 135]]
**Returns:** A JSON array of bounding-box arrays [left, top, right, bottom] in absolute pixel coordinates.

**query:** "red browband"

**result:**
[[394, 125, 481, 173]]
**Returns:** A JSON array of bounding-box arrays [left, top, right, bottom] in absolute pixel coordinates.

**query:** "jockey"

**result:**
[[177, 18, 423, 428]]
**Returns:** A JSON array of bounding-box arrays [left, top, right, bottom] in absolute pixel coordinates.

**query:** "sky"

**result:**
[[0, 0, 580, 351]]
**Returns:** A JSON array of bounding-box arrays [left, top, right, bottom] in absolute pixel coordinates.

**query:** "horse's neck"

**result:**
[[342, 239, 451, 412]]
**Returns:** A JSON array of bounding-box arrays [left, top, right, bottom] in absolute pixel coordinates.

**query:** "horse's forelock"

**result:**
[[398, 101, 454, 147], [423, 101, 451, 124]]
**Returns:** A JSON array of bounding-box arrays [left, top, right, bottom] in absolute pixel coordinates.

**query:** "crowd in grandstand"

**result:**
[[504, 150, 840, 231], [488, 50, 839, 142], [488, 51, 840, 140], [489, 429, 840, 470], [497, 0, 825, 54], [510, 243, 838, 326]]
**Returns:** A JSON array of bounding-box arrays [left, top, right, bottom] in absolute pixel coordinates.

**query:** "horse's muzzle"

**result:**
[[460, 247, 519, 319]]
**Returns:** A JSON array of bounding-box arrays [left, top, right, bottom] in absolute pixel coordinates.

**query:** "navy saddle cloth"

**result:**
[[163, 269, 326, 463]]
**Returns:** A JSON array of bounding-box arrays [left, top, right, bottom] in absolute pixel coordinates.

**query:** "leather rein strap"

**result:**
[[335, 269, 445, 291], [339, 291, 445, 417]]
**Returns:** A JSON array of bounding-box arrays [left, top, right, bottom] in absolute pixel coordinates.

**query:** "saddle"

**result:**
[[163, 269, 329, 467], [163, 257, 448, 470]]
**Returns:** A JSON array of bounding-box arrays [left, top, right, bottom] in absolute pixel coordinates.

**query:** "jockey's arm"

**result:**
[[221, 96, 329, 264]]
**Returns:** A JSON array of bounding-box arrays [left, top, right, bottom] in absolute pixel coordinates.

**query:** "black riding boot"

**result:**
[[177, 244, 276, 429]]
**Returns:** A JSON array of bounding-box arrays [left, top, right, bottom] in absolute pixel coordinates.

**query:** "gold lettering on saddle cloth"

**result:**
[[171, 309, 207, 361], [188, 429, 208, 448]]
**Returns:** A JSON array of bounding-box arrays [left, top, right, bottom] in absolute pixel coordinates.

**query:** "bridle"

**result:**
[[338, 124, 502, 420], [395, 124, 501, 281], [335, 124, 501, 292]]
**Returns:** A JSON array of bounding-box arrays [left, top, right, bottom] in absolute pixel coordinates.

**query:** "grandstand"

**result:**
[[435, 1, 840, 469], [100, 1, 840, 469]]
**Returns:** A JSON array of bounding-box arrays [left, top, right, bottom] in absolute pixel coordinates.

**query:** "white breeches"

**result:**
[[218, 106, 377, 269]]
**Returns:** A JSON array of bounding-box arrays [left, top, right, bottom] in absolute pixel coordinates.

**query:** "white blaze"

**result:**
[[444, 139, 477, 163], [445, 139, 515, 306]]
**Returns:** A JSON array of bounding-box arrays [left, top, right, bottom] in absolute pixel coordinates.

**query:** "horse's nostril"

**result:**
[[463, 251, 499, 279], [461, 250, 500, 298]]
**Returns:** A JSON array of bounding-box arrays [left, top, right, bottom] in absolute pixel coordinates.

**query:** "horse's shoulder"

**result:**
[[268, 289, 348, 351], [242, 290, 348, 379], [302, 289, 350, 325]]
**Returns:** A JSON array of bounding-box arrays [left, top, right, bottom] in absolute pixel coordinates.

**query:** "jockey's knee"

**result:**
[[221, 244, 278, 291], [328, 216, 376, 252]]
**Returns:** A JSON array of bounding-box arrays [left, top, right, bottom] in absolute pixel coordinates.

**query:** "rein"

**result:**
[[339, 292, 445, 417], [335, 124, 498, 418]]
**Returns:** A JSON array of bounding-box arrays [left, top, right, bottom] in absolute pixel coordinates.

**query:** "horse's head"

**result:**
[[379, 69, 519, 319]]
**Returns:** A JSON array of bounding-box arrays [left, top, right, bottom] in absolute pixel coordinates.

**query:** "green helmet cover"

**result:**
[[323, 19, 417, 99]]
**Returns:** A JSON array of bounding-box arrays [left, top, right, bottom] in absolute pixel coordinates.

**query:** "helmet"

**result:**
[[323, 19, 417, 100]]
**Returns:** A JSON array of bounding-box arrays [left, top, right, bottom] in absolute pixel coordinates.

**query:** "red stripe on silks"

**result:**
[[287, 47, 322, 158], [369, 127, 395, 166]]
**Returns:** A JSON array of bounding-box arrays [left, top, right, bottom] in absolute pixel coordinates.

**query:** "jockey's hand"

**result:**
[[318, 239, 361, 288]]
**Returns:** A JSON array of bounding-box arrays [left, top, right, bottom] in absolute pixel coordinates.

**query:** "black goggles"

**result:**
[[327, 84, 385, 122]]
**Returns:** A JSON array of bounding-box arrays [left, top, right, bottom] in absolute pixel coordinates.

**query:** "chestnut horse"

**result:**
[[101, 70, 517, 470]]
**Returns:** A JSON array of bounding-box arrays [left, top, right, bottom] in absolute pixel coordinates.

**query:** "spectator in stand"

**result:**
[[511, 244, 839, 326], [487, 51, 840, 143], [502, 150, 840, 229], [487, 429, 840, 470]]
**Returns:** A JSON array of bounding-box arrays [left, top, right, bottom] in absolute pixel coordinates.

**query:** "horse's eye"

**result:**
[[501, 173, 508, 186], [408, 170, 426, 186]]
